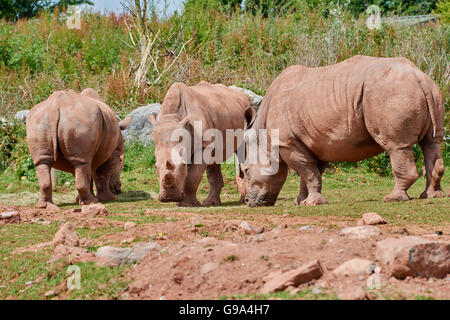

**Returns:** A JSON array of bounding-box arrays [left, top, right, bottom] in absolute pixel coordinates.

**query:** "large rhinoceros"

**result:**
[[26, 88, 131, 209], [239, 55, 446, 207], [148, 81, 251, 207]]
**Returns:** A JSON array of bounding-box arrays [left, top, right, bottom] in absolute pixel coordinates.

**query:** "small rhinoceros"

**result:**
[[26, 88, 131, 209], [148, 81, 251, 207], [239, 55, 446, 207]]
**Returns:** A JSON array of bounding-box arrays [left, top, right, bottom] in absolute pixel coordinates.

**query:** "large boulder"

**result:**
[[121, 104, 161, 145], [14, 110, 29, 123], [229, 86, 263, 110], [376, 236, 450, 279]]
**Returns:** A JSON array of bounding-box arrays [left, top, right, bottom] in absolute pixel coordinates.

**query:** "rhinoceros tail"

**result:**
[[49, 107, 60, 161], [413, 70, 437, 138]]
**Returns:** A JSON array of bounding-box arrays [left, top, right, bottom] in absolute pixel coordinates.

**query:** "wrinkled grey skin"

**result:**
[[239, 56, 445, 207]]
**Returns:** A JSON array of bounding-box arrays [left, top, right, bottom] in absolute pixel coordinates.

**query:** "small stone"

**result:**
[[81, 203, 108, 216], [124, 221, 137, 230], [96, 242, 160, 266], [200, 262, 219, 275], [299, 225, 313, 231], [360, 212, 387, 225], [337, 249, 344, 254], [340, 226, 381, 239], [240, 221, 264, 235], [1, 211, 20, 224], [45, 290, 59, 297], [260, 260, 323, 294], [312, 286, 322, 294], [53, 223, 79, 247], [25, 281, 32, 286], [333, 258, 374, 277]]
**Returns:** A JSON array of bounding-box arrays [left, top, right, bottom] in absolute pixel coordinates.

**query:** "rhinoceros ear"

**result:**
[[244, 106, 256, 129], [119, 116, 132, 130], [148, 113, 157, 125]]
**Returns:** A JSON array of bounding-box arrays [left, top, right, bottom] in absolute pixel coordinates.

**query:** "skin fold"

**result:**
[[149, 81, 251, 207], [238, 55, 446, 207], [26, 88, 131, 209]]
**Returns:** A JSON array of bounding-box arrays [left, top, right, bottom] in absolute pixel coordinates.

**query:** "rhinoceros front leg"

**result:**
[[74, 165, 98, 205], [203, 164, 224, 206], [294, 161, 328, 205], [177, 164, 206, 207], [282, 144, 328, 206], [35, 164, 59, 210], [383, 148, 419, 202], [419, 139, 445, 199]]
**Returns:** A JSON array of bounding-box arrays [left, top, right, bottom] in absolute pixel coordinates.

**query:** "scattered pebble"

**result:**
[[45, 290, 59, 297], [299, 225, 313, 231]]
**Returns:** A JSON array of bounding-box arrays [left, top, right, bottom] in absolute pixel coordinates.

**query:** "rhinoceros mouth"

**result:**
[[244, 193, 276, 207]]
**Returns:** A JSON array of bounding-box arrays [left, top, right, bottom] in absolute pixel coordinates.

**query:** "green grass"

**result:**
[[221, 288, 338, 300]]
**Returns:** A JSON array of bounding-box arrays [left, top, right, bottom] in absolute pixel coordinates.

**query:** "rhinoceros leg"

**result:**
[[281, 144, 328, 206], [74, 165, 98, 205], [94, 166, 116, 202], [294, 161, 328, 205], [35, 164, 59, 210], [202, 164, 224, 206], [383, 148, 419, 202], [177, 164, 205, 207], [419, 139, 445, 199]]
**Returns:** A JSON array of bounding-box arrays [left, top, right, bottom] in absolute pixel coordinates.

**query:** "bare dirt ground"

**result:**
[[2, 203, 449, 300]]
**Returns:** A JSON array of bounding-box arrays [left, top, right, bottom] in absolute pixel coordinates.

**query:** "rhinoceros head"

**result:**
[[149, 113, 191, 202], [238, 107, 288, 207]]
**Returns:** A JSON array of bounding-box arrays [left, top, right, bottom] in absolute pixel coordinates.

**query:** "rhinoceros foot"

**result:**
[[177, 198, 202, 207], [298, 193, 328, 206], [36, 200, 60, 211], [202, 197, 221, 207], [382, 191, 410, 202], [97, 191, 116, 202], [76, 194, 99, 205], [420, 189, 445, 199]]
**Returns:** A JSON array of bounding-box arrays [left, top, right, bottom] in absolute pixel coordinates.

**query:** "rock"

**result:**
[[96, 242, 161, 266], [14, 110, 29, 123], [299, 225, 313, 231], [0, 211, 20, 223], [52, 223, 79, 247], [359, 212, 387, 225], [229, 86, 263, 110], [366, 273, 382, 290], [260, 260, 323, 294], [240, 221, 264, 235], [375, 236, 450, 279], [332, 258, 374, 277], [44, 290, 59, 298], [124, 221, 137, 230], [121, 104, 161, 145], [200, 262, 219, 275], [338, 286, 366, 300], [312, 286, 322, 295], [81, 203, 108, 216], [340, 226, 381, 239]]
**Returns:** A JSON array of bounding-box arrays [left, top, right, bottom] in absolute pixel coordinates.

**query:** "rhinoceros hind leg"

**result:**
[[202, 164, 224, 206], [36, 163, 57, 209], [94, 171, 116, 202], [74, 165, 98, 205], [177, 164, 205, 207], [419, 140, 445, 199], [383, 148, 419, 202]]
